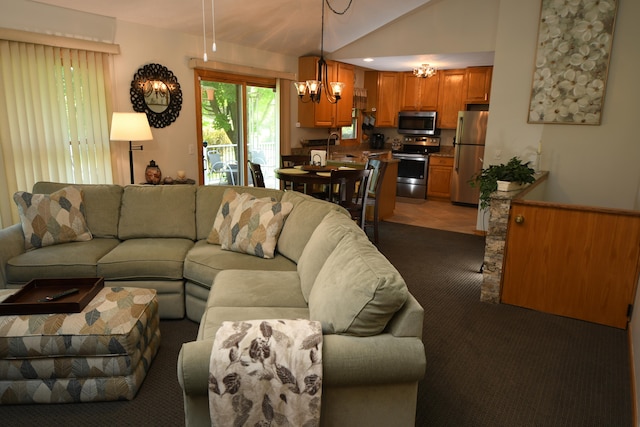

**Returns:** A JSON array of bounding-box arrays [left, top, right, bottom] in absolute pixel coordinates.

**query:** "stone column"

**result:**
[[480, 195, 513, 303]]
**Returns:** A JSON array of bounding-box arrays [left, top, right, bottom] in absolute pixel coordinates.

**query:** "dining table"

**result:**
[[274, 165, 357, 196]]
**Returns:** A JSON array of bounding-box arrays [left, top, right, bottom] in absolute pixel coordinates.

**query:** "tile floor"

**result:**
[[385, 197, 482, 235]]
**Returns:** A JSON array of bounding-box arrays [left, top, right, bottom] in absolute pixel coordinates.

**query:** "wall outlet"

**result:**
[[188, 144, 194, 155], [495, 149, 502, 159]]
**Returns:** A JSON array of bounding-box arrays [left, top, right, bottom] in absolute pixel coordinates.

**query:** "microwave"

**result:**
[[397, 111, 437, 135]]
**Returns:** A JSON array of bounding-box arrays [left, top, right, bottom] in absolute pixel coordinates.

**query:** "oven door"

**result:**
[[393, 153, 429, 198], [394, 154, 428, 184]]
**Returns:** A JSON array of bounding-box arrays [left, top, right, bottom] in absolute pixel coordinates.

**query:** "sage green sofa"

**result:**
[[0, 181, 426, 426]]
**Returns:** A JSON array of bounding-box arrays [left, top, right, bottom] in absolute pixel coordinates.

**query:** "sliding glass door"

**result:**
[[196, 70, 278, 187]]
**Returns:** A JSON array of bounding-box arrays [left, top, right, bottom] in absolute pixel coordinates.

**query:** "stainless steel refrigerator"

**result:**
[[450, 110, 488, 205]]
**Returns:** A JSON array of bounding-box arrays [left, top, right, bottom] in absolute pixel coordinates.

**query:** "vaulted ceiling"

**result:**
[[32, 0, 493, 71]]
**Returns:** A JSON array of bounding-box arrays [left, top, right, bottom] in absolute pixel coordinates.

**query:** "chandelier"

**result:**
[[413, 64, 437, 78], [294, 0, 351, 104]]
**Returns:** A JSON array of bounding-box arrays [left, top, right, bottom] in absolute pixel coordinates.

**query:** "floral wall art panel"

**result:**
[[528, 0, 618, 125]]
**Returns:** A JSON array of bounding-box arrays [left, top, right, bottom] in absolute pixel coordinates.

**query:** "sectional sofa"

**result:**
[[0, 182, 426, 426]]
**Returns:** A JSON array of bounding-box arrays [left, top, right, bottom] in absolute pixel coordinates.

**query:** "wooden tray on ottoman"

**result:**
[[0, 277, 104, 315]]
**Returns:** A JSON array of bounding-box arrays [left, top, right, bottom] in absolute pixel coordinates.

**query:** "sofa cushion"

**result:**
[[207, 270, 306, 309], [13, 186, 92, 249], [32, 182, 123, 238], [195, 186, 284, 240], [97, 238, 194, 280], [118, 185, 196, 240], [297, 210, 362, 302], [309, 232, 408, 336], [277, 191, 349, 263], [208, 189, 293, 259], [183, 240, 296, 290], [6, 238, 120, 284]]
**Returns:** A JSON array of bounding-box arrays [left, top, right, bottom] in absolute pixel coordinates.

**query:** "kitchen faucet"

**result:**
[[327, 131, 340, 160]]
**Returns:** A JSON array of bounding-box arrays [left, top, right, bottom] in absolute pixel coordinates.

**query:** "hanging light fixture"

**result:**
[[293, 0, 347, 104], [202, 0, 217, 62], [201, 0, 208, 62], [413, 64, 437, 78], [211, 0, 217, 53]]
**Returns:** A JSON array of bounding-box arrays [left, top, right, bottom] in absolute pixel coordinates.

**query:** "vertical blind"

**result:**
[[0, 41, 113, 228]]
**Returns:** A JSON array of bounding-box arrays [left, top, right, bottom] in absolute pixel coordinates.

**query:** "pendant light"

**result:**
[[294, 0, 352, 104]]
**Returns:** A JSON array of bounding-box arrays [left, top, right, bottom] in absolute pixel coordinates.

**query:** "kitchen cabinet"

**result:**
[[427, 155, 454, 199], [364, 71, 399, 127], [335, 62, 355, 127], [399, 72, 439, 111], [297, 56, 354, 128], [436, 69, 465, 129], [464, 66, 492, 104]]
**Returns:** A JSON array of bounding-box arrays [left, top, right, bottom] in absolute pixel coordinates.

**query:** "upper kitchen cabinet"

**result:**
[[400, 72, 440, 111], [365, 71, 399, 128], [464, 66, 493, 104], [436, 69, 465, 129], [335, 62, 355, 127], [297, 56, 354, 128]]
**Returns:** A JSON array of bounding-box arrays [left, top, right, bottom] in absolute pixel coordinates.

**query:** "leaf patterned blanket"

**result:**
[[208, 319, 323, 426]]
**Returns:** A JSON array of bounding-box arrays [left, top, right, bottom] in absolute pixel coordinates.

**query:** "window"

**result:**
[[0, 40, 113, 228], [196, 69, 279, 188], [341, 108, 358, 141]]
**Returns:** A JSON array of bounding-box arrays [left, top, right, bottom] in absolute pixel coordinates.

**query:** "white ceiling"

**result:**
[[32, 0, 493, 72]]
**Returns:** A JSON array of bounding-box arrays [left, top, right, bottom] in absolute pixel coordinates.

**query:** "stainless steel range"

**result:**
[[392, 136, 440, 199]]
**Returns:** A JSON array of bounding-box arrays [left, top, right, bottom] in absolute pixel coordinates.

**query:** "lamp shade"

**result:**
[[110, 112, 153, 141]]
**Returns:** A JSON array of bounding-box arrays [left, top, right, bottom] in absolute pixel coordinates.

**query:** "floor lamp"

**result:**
[[110, 112, 153, 184]]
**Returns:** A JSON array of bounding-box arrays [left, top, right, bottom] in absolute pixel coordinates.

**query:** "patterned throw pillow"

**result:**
[[207, 189, 293, 259], [13, 186, 92, 249]]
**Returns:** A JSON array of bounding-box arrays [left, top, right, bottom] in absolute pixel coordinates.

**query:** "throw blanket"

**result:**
[[209, 319, 323, 426]]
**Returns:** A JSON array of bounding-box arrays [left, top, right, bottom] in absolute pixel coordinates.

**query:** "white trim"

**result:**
[[188, 58, 295, 81], [0, 28, 120, 55]]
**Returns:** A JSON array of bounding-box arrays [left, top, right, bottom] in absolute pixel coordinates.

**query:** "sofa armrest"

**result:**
[[385, 293, 424, 338], [0, 224, 25, 288], [322, 334, 426, 386], [178, 333, 426, 396], [178, 339, 213, 395]]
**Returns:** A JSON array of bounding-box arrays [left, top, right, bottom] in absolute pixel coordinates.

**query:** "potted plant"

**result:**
[[470, 156, 536, 209]]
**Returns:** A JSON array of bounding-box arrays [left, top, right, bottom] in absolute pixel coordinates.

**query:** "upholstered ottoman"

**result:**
[[0, 287, 160, 404]]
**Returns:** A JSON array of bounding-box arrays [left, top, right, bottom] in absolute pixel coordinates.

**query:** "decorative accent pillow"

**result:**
[[13, 186, 92, 249], [207, 189, 293, 259]]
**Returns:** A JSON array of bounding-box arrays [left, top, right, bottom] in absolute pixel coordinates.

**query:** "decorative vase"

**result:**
[[497, 180, 525, 192], [145, 160, 162, 185]]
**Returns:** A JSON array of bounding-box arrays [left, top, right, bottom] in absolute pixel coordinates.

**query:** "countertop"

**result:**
[[430, 146, 454, 157]]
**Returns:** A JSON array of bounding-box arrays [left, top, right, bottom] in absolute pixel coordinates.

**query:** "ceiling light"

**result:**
[[413, 64, 437, 78]]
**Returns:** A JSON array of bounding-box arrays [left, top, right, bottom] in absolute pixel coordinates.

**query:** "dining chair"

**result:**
[[280, 155, 308, 168], [328, 168, 371, 229], [364, 159, 388, 243], [248, 160, 265, 188], [280, 155, 309, 192]]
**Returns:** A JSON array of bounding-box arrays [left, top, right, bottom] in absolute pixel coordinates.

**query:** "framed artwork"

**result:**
[[527, 0, 618, 125]]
